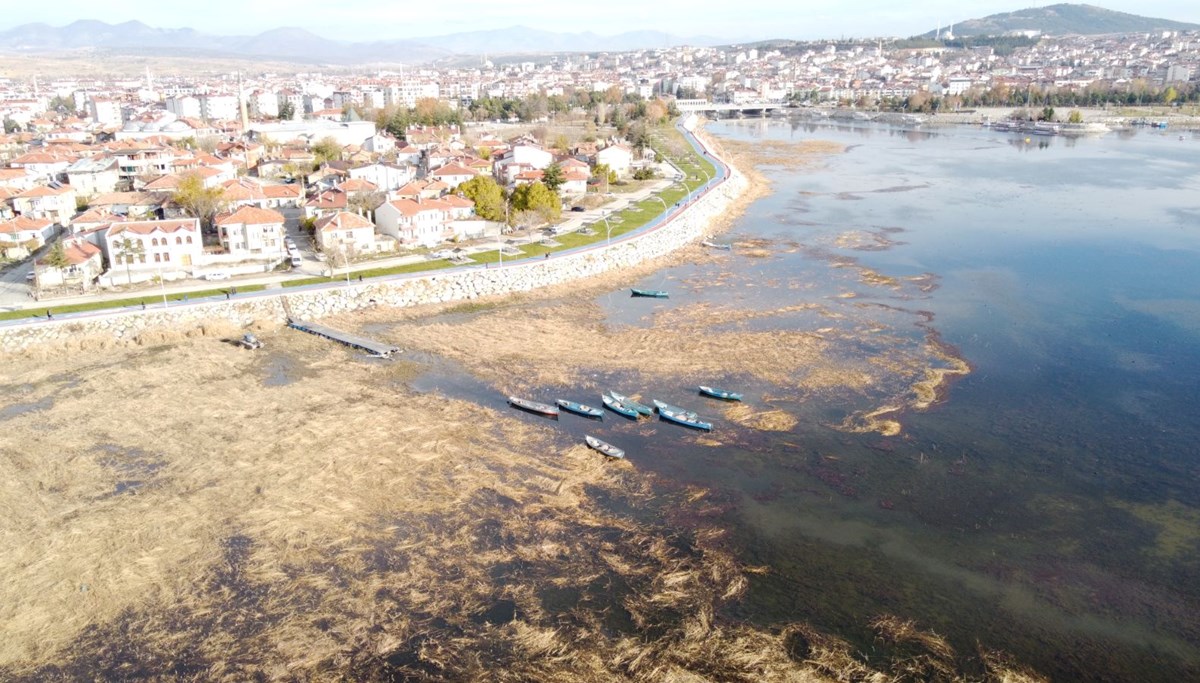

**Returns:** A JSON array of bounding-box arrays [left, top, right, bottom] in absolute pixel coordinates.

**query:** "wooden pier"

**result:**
[[287, 320, 401, 358]]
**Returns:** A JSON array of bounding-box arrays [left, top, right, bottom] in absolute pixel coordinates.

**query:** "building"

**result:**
[[0, 215, 56, 255], [103, 218, 204, 283], [164, 95, 202, 119], [200, 94, 240, 122], [214, 206, 287, 261], [34, 237, 104, 290], [314, 211, 395, 256], [88, 97, 123, 126], [375, 196, 475, 247], [12, 184, 77, 226], [595, 144, 634, 176], [65, 157, 121, 197]]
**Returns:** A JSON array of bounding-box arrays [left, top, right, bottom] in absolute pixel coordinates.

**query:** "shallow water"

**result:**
[[577, 120, 1200, 680]]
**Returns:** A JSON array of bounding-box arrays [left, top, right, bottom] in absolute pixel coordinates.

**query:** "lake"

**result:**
[[588, 118, 1200, 681]]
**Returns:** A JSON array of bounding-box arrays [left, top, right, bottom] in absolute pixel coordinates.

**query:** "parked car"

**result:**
[[204, 272, 230, 281], [570, 206, 585, 212]]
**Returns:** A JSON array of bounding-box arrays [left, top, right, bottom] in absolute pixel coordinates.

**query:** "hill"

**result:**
[[920, 3, 1200, 38], [0, 20, 720, 65]]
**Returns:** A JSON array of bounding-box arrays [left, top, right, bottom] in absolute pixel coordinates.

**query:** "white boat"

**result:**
[[585, 435, 625, 459]]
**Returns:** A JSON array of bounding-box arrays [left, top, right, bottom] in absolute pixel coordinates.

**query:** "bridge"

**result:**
[[675, 99, 789, 114]]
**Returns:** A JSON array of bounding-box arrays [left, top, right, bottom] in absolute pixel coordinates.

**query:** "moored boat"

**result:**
[[702, 240, 733, 250], [658, 405, 713, 431], [652, 399, 699, 420], [608, 391, 653, 416], [631, 288, 669, 298], [699, 385, 743, 401], [508, 396, 559, 417], [602, 394, 641, 419], [557, 399, 604, 419], [585, 435, 625, 459]]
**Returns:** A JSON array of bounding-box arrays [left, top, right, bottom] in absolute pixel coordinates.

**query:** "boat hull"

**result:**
[[659, 407, 713, 431], [585, 435, 625, 459], [602, 394, 641, 419], [631, 289, 669, 298], [608, 391, 653, 416], [557, 400, 604, 418], [508, 396, 559, 417], [652, 399, 699, 420], [699, 385, 743, 401]]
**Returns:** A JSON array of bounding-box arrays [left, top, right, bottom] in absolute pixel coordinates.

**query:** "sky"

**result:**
[[4, 0, 1200, 42]]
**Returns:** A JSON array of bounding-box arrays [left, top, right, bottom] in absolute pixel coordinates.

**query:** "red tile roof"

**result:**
[[215, 206, 285, 225]]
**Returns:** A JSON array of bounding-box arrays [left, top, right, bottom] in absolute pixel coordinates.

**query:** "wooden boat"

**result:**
[[585, 435, 625, 459], [702, 240, 733, 250], [699, 385, 743, 401], [602, 394, 641, 419], [652, 399, 699, 420], [557, 399, 604, 419], [658, 405, 713, 431], [508, 396, 559, 417], [631, 288, 669, 298], [607, 391, 653, 416]]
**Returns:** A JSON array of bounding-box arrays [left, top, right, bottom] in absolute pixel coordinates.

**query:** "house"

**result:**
[[0, 167, 37, 192], [595, 144, 634, 176], [492, 143, 553, 185], [13, 183, 77, 226], [348, 162, 415, 191], [560, 167, 590, 196], [214, 206, 287, 262], [304, 189, 348, 219], [314, 211, 395, 256], [391, 179, 447, 201], [64, 156, 120, 197], [34, 237, 104, 290], [89, 191, 165, 217], [428, 162, 477, 190], [374, 196, 475, 247], [8, 151, 75, 181], [103, 218, 204, 284], [0, 215, 56, 255]]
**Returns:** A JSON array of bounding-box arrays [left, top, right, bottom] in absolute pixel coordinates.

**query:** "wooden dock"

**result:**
[[287, 320, 401, 358]]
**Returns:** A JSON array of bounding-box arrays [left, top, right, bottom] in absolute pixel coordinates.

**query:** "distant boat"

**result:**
[[702, 240, 733, 250], [658, 404, 713, 431], [652, 399, 699, 420], [557, 399, 604, 419], [602, 394, 641, 419], [699, 385, 743, 401], [238, 333, 264, 350], [608, 391, 653, 416], [585, 435, 625, 459], [508, 396, 559, 417], [631, 288, 669, 298]]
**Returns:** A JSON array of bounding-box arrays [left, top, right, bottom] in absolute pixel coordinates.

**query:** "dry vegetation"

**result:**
[[0, 330, 1030, 681]]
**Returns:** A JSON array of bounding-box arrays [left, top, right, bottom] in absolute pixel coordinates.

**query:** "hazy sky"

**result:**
[[4, 1, 1200, 41]]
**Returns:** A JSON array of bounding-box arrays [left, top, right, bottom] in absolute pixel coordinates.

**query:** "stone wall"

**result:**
[[0, 140, 746, 355]]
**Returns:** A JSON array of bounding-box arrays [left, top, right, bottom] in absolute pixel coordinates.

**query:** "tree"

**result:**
[[1039, 106, 1056, 122], [278, 100, 296, 120], [172, 174, 227, 229], [510, 181, 561, 223], [348, 190, 386, 217], [2, 118, 19, 134], [541, 163, 565, 193], [1068, 110, 1084, 124], [592, 163, 617, 192], [457, 176, 506, 222], [112, 236, 145, 285], [311, 136, 343, 165], [43, 242, 71, 271]]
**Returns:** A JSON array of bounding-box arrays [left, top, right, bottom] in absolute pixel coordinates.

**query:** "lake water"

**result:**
[[602, 119, 1200, 680]]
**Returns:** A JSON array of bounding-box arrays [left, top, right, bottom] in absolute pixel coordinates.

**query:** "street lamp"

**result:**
[[601, 215, 612, 247]]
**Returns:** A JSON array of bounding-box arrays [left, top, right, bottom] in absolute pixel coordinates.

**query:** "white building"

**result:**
[[249, 90, 280, 118], [314, 211, 394, 256], [102, 218, 204, 283], [375, 196, 475, 247], [165, 95, 202, 119], [88, 98, 123, 126], [200, 94, 240, 122], [214, 206, 288, 261]]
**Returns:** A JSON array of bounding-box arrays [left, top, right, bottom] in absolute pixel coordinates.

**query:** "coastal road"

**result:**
[[0, 261, 34, 309]]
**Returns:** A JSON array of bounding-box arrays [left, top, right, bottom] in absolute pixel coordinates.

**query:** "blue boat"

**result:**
[[557, 399, 604, 419], [699, 385, 743, 401], [658, 405, 713, 431], [608, 391, 653, 416], [602, 394, 641, 419], [631, 288, 669, 298], [652, 399, 699, 420]]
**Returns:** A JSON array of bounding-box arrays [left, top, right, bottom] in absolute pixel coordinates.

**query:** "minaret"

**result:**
[[145, 66, 153, 93], [237, 71, 249, 135]]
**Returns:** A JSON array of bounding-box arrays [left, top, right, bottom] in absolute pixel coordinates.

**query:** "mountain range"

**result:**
[[920, 3, 1200, 38], [0, 20, 720, 65]]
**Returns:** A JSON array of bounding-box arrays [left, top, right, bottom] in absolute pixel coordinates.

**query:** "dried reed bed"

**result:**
[[0, 325, 1036, 680]]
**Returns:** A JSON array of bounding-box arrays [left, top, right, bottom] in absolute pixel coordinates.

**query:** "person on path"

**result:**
[[46, 310, 52, 320]]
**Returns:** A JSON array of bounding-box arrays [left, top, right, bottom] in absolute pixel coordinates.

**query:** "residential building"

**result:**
[[34, 237, 104, 290], [13, 184, 77, 226], [214, 206, 287, 261], [65, 157, 121, 197], [314, 211, 395, 256], [375, 196, 475, 247], [103, 218, 204, 283], [88, 97, 123, 126], [595, 144, 634, 176], [0, 215, 56, 254]]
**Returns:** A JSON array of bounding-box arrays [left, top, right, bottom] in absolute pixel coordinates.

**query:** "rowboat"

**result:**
[[508, 396, 559, 417], [658, 405, 713, 431], [602, 394, 641, 419], [631, 288, 669, 298], [702, 240, 733, 250], [699, 385, 743, 401], [607, 391, 653, 416], [585, 435, 625, 459], [652, 399, 699, 420], [557, 399, 604, 419]]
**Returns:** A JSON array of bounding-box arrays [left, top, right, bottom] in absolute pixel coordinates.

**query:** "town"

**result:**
[[1, 27, 1198, 310]]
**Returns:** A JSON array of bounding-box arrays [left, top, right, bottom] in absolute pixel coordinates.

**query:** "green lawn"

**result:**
[[0, 284, 268, 321]]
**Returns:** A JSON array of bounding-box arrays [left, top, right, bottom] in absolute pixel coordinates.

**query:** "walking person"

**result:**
[[46, 310, 52, 320]]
